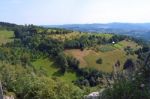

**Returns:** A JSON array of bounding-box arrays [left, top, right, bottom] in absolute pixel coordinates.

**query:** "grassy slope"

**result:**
[[84, 49, 136, 72], [32, 58, 58, 76], [0, 28, 142, 95], [65, 40, 139, 73], [0, 29, 78, 83], [48, 32, 113, 41], [118, 40, 141, 50], [48, 32, 84, 41], [32, 58, 77, 83], [32, 32, 140, 78], [0, 30, 14, 44], [0, 29, 140, 95]]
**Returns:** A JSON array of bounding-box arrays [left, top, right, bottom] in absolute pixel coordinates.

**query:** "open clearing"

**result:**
[[65, 40, 138, 73], [0, 30, 14, 44], [48, 32, 84, 41], [32, 58, 78, 83], [48, 32, 113, 41]]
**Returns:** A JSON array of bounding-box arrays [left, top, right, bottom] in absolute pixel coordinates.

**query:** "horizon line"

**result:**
[[2, 21, 150, 26]]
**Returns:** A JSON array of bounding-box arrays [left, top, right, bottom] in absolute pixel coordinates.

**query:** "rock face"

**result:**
[[3, 96, 14, 99], [84, 88, 105, 99], [0, 82, 3, 99]]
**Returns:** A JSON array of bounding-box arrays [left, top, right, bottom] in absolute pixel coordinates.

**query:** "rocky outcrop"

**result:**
[[0, 81, 3, 99], [84, 88, 105, 99], [3, 96, 14, 99], [84, 92, 99, 99]]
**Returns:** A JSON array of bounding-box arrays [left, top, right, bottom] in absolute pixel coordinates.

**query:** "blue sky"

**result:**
[[0, 0, 150, 25]]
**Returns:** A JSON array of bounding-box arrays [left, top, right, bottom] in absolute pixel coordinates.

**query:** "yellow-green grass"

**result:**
[[32, 58, 58, 76], [113, 43, 123, 49], [91, 33, 113, 39], [48, 32, 113, 41], [94, 39, 140, 52], [60, 71, 78, 83], [84, 50, 136, 72], [118, 40, 141, 49], [32, 58, 78, 82], [0, 30, 14, 44], [99, 44, 116, 52], [48, 32, 84, 41], [65, 40, 138, 73], [65, 49, 90, 67], [47, 29, 57, 32], [83, 33, 113, 40]]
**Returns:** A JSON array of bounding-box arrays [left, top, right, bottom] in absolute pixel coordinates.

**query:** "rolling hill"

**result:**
[[45, 23, 150, 41], [0, 22, 149, 99]]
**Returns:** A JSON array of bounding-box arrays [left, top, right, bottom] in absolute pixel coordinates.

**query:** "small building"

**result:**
[[112, 41, 115, 44]]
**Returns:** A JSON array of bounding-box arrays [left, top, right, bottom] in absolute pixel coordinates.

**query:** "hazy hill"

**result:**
[[44, 23, 150, 41]]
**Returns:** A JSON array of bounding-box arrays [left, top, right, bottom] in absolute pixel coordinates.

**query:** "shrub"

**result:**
[[96, 58, 103, 64], [102, 54, 150, 99], [102, 75, 150, 99]]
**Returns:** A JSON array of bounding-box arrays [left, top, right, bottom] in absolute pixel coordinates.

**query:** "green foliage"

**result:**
[[0, 22, 147, 98], [96, 58, 103, 64], [64, 34, 117, 50], [0, 30, 14, 44], [38, 39, 63, 57], [67, 56, 80, 70], [102, 45, 150, 99], [31, 58, 59, 76], [123, 59, 134, 69], [56, 53, 69, 73], [124, 46, 134, 55], [110, 35, 128, 43], [99, 45, 115, 52], [47, 28, 73, 34], [0, 64, 83, 99], [75, 68, 104, 87], [102, 72, 150, 99], [0, 47, 41, 65], [113, 43, 122, 49]]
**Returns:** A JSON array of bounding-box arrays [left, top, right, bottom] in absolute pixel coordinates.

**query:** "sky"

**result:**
[[0, 0, 150, 25]]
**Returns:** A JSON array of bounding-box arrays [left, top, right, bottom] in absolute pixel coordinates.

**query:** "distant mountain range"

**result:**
[[43, 23, 150, 41]]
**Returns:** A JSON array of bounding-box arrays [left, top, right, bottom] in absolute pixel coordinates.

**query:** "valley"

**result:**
[[0, 22, 149, 99]]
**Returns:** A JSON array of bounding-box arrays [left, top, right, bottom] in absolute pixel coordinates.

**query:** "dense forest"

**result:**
[[0, 22, 150, 99]]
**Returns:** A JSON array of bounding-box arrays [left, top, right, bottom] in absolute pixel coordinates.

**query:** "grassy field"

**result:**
[[48, 32, 84, 41], [32, 58, 59, 76], [99, 44, 116, 52], [113, 43, 123, 49], [84, 50, 136, 72], [65, 40, 139, 73], [91, 33, 113, 39], [118, 40, 141, 49], [48, 32, 113, 41], [32, 58, 78, 82], [60, 70, 78, 83], [0, 30, 14, 44]]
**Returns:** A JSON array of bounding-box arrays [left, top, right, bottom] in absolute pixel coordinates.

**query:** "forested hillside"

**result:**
[[46, 23, 150, 41], [0, 22, 149, 99]]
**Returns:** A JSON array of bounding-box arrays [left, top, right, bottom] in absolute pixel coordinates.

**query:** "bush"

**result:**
[[102, 54, 150, 99], [75, 68, 104, 87], [96, 58, 103, 64], [102, 75, 150, 99], [123, 59, 134, 69], [0, 64, 83, 99]]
